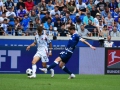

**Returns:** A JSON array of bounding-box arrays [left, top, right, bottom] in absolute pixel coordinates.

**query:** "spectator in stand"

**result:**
[[91, 27, 100, 37], [117, 17, 120, 31], [33, 17, 41, 29], [90, 5, 99, 18], [61, 11, 71, 24], [29, 10, 39, 23], [4, 0, 14, 12], [47, 25, 54, 36], [50, 6, 60, 17], [100, 25, 109, 37], [105, 13, 114, 31], [87, 0, 94, 11], [98, 19, 104, 32], [61, 6, 68, 17], [94, 13, 101, 27], [58, 23, 68, 36], [114, 12, 120, 22], [25, 0, 34, 12], [54, 18, 62, 31], [32, 6, 40, 15], [97, 0, 107, 13], [0, 27, 4, 35], [14, 19, 20, 35], [17, 5, 27, 18], [6, 6, 16, 18], [43, 17, 53, 30], [94, 0, 100, 5], [41, 12, 50, 24], [46, 0, 54, 13], [17, 25, 24, 36], [76, 0, 87, 15], [111, 8, 119, 19], [73, 13, 81, 24], [55, 0, 64, 11], [0, 12, 7, 23], [0, 0, 4, 12], [79, 25, 91, 37], [110, 26, 120, 37], [26, 23, 36, 36], [21, 13, 30, 31], [7, 25, 15, 36], [0, 6, 3, 16], [75, 19, 83, 33], [85, 20, 96, 33], [66, 0, 76, 15], [52, 13, 61, 24], [101, 7, 110, 18], [37, 0, 47, 14], [83, 12, 94, 25], [65, 19, 74, 30], [16, 0, 25, 10], [108, 0, 118, 13]]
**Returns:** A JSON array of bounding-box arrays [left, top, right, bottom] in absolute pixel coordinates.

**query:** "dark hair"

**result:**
[[66, 11, 70, 14], [68, 0, 75, 6], [68, 26, 75, 30], [37, 26, 43, 32]]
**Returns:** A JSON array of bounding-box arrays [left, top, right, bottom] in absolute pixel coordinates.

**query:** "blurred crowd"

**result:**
[[0, 0, 120, 38]]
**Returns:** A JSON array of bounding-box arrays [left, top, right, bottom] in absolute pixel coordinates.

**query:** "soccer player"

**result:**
[[26, 26, 54, 78], [39, 26, 96, 79]]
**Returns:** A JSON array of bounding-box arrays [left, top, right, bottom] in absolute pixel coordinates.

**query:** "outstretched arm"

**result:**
[[80, 38, 96, 50], [48, 42, 52, 56], [26, 42, 36, 51]]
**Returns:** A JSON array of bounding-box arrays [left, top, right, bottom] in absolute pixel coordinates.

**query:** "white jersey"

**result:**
[[34, 34, 51, 52], [104, 41, 114, 47]]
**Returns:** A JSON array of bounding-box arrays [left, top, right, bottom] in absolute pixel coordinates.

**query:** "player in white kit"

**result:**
[[26, 26, 54, 78]]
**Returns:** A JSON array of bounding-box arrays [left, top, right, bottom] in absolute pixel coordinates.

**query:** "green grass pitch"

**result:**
[[0, 74, 120, 90]]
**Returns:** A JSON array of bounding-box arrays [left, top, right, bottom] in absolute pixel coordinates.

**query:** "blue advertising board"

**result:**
[[0, 46, 79, 74]]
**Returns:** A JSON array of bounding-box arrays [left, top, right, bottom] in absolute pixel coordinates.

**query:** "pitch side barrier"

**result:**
[[0, 36, 120, 47]]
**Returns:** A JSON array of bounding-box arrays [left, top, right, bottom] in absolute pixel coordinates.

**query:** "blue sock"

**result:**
[[47, 61, 58, 70], [62, 66, 72, 75]]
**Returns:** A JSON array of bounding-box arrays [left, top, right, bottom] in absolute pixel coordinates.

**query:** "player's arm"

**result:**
[[26, 37, 37, 51], [48, 42, 52, 56], [26, 42, 37, 51], [80, 38, 96, 50]]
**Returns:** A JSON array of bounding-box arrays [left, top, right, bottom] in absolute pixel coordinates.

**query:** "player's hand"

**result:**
[[26, 46, 31, 51], [90, 45, 96, 50]]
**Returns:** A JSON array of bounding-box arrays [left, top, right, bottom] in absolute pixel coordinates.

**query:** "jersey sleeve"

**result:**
[[46, 36, 51, 43]]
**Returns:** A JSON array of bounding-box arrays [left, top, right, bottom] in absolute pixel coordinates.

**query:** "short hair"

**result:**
[[66, 11, 70, 14], [37, 26, 43, 32], [68, 26, 75, 30]]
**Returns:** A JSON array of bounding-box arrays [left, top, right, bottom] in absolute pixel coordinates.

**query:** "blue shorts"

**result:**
[[59, 51, 72, 63]]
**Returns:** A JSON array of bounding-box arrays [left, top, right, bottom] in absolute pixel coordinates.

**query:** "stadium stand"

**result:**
[[0, 0, 120, 38]]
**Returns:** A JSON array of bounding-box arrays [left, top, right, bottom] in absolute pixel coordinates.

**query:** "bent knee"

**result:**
[[59, 64, 63, 68], [42, 63, 47, 68]]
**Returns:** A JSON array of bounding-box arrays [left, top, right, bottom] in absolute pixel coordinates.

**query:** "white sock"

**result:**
[[47, 65, 52, 71], [32, 64, 37, 76]]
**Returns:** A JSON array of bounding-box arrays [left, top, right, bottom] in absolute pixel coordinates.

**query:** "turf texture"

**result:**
[[0, 74, 120, 90]]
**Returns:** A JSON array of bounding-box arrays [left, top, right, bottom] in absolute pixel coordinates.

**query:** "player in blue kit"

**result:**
[[39, 26, 96, 79]]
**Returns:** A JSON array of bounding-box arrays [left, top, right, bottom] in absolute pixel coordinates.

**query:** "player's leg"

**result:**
[[59, 61, 75, 79], [39, 57, 61, 73], [28, 56, 40, 78], [40, 56, 55, 77]]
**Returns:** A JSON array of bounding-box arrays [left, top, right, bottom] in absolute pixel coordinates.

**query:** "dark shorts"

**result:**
[[59, 51, 72, 63]]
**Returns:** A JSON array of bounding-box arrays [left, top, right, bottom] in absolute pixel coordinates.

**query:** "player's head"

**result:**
[[68, 26, 75, 35], [37, 26, 43, 35]]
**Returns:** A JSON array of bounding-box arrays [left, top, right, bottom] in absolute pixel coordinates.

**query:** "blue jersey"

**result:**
[[65, 33, 80, 53]]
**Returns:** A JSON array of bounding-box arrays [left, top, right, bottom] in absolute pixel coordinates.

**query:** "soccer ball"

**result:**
[[26, 68, 33, 76]]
